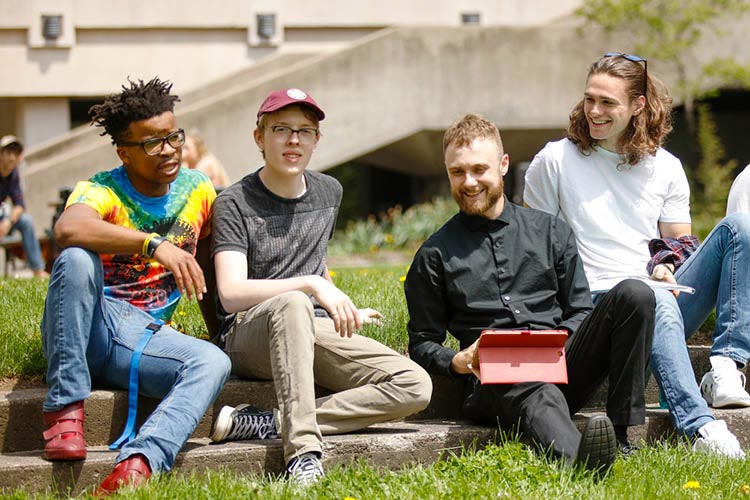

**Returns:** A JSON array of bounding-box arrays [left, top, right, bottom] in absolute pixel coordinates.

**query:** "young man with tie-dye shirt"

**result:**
[[40, 77, 230, 496]]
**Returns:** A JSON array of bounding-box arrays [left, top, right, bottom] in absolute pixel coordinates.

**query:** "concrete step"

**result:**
[[0, 419, 499, 496], [5, 408, 750, 496], [0, 345, 736, 453]]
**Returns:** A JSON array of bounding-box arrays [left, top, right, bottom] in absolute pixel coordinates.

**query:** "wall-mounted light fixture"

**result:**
[[257, 13, 276, 40], [42, 14, 63, 41], [461, 12, 481, 25]]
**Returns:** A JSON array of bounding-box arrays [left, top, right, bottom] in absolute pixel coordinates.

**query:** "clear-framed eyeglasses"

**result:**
[[270, 125, 319, 144]]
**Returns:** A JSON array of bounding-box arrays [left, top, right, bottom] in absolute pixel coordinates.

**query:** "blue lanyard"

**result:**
[[109, 320, 164, 450]]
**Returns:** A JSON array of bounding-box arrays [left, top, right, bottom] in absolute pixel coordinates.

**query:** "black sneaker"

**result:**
[[574, 415, 616, 473], [286, 452, 324, 486], [210, 404, 279, 442]]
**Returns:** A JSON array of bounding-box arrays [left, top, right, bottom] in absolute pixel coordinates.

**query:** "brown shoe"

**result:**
[[93, 454, 151, 497], [42, 401, 86, 461]]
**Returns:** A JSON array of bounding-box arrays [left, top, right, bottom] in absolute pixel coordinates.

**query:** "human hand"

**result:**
[[357, 308, 384, 327], [153, 241, 207, 301], [651, 263, 679, 298], [0, 219, 10, 239], [451, 338, 481, 378], [310, 276, 361, 337]]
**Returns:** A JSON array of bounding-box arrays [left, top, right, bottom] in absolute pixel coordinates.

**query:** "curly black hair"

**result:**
[[89, 77, 180, 145]]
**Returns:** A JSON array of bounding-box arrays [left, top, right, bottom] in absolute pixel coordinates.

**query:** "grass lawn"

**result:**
[[8, 438, 750, 499]]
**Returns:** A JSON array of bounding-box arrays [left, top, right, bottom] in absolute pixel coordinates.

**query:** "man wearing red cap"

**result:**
[[210, 88, 432, 484]]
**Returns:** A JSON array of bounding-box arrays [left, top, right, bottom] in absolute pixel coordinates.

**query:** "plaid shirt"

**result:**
[[646, 235, 700, 274]]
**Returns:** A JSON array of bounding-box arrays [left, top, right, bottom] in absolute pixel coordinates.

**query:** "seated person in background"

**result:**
[[0, 135, 49, 278], [210, 88, 432, 485], [405, 113, 655, 471], [40, 77, 230, 496], [525, 53, 750, 458], [181, 131, 231, 189], [727, 163, 750, 215]]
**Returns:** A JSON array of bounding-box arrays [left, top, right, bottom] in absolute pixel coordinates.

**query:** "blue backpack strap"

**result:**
[[109, 320, 164, 450]]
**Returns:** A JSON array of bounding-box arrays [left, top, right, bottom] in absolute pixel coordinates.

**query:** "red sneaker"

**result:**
[[42, 401, 86, 461], [94, 454, 151, 497]]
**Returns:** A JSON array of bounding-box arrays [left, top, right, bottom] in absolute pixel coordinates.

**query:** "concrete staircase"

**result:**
[[1, 346, 748, 495]]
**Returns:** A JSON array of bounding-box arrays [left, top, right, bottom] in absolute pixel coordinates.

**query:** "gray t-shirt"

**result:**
[[212, 168, 342, 341]]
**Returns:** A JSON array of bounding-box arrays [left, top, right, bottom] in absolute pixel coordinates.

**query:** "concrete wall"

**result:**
[[0, 0, 584, 147]]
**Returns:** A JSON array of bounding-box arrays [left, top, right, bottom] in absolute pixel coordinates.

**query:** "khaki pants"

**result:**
[[224, 291, 432, 464]]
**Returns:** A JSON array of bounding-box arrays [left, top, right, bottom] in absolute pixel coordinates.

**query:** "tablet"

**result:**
[[476, 329, 568, 384]]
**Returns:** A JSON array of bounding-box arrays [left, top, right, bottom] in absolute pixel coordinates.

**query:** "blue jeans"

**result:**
[[41, 247, 231, 472], [650, 213, 750, 436], [2, 213, 45, 271]]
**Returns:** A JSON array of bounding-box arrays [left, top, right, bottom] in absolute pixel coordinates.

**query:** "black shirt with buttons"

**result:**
[[404, 199, 593, 378]]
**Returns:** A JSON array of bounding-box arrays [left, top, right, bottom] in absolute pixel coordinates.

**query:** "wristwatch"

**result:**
[[146, 235, 166, 258]]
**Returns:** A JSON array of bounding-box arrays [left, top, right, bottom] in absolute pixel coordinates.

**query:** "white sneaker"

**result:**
[[693, 420, 746, 458], [700, 355, 750, 408]]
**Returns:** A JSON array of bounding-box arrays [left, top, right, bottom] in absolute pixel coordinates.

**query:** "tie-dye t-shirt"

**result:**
[[66, 166, 216, 321]]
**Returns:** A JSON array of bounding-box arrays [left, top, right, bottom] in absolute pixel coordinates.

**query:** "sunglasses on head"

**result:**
[[604, 52, 648, 97]]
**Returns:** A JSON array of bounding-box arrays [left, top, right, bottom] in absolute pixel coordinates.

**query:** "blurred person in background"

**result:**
[[0, 135, 48, 278], [181, 131, 231, 189]]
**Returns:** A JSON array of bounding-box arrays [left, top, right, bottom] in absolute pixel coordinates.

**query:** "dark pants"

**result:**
[[462, 279, 655, 462]]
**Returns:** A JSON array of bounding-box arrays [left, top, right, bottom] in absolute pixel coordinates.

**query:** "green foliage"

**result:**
[[691, 104, 737, 238], [576, 0, 750, 102], [329, 197, 456, 255]]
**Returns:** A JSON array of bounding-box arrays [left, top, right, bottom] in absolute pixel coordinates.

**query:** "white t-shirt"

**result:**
[[524, 138, 691, 291], [727, 164, 750, 215]]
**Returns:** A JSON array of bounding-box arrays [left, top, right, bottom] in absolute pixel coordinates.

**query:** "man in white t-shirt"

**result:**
[[727, 164, 750, 215], [525, 53, 750, 458]]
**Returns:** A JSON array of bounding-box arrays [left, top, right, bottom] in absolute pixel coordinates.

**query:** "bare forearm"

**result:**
[[218, 275, 317, 313], [8, 205, 23, 225], [55, 217, 149, 255]]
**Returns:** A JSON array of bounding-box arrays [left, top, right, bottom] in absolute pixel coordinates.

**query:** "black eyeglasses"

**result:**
[[119, 129, 186, 156], [270, 125, 319, 144], [604, 52, 648, 97]]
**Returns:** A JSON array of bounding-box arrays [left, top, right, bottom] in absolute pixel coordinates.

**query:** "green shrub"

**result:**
[[330, 197, 456, 255]]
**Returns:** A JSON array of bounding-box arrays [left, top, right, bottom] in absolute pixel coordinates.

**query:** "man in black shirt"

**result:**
[[405, 114, 655, 471]]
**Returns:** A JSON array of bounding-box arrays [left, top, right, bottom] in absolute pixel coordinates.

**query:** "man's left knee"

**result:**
[[394, 363, 433, 414], [722, 212, 750, 236], [611, 279, 655, 312]]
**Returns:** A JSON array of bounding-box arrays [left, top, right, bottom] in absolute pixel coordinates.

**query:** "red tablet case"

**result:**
[[476, 329, 568, 384]]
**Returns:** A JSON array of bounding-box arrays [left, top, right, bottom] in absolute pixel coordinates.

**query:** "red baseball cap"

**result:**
[[256, 88, 325, 123]]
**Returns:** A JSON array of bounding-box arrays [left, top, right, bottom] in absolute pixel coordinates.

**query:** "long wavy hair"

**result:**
[[568, 55, 673, 165]]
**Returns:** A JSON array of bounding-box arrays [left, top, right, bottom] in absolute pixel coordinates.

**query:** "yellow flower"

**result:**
[[344, 497, 358, 500], [178, 311, 186, 316], [369, 245, 378, 253], [329, 270, 337, 278], [384, 233, 394, 244], [741, 484, 750, 495], [683, 480, 700, 489], [399, 276, 406, 283]]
